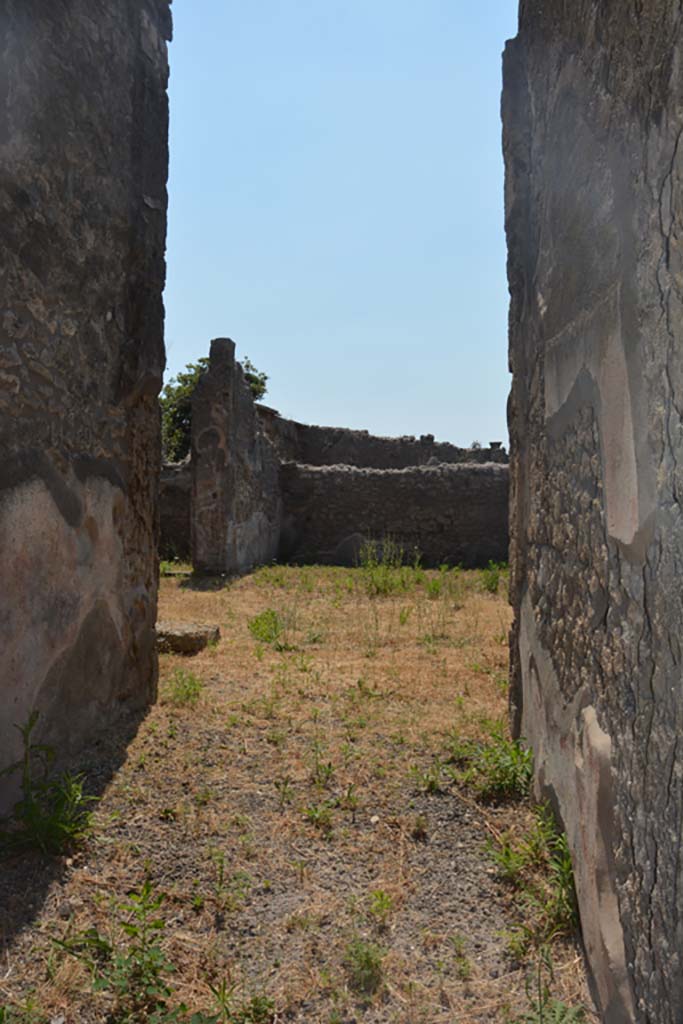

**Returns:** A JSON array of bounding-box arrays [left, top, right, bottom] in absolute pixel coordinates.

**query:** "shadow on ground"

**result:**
[[0, 707, 149, 949]]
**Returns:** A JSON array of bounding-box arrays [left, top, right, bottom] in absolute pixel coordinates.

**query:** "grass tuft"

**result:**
[[164, 668, 204, 707], [343, 938, 385, 995]]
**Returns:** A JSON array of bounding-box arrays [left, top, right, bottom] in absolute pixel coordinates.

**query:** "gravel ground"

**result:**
[[0, 565, 596, 1023]]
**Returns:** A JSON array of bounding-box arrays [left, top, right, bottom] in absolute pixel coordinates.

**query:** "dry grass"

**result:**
[[0, 564, 596, 1023]]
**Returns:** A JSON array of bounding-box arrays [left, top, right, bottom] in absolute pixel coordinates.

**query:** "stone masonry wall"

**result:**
[[162, 382, 510, 570], [504, 3, 683, 1020], [160, 458, 191, 560], [0, 0, 171, 806], [279, 462, 509, 568], [257, 405, 508, 469], [191, 339, 281, 574]]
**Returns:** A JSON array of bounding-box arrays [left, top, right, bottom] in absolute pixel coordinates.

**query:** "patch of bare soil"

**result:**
[[0, 565, 596, 1023]]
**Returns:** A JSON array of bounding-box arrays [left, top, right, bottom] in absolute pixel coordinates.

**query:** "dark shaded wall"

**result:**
[[159, 459, 191, 560], [257, 405, 508, 469], [0, 0, 171, 805], [191, 340, 281, 574], [504, 2, 683, 1020], [280, 463, 509, 568]]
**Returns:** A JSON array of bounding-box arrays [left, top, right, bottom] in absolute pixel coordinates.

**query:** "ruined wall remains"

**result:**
[[0, 0, 171, 801], [258, 404, 507, 468], [160, 459, 191, 560], [191, 339, 281, 574], [161, 364, 510, 571], [279, 463, 508, 568], [504, 3, 683, 1020]]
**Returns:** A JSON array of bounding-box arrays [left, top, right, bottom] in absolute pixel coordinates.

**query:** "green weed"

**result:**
[[56, 879, 263, 1022], [359, 538, 418, 597], [410, 814, 429, 841], [510, 948, 586, 1023], [274, 776, 293, 808], [490, 806, 579, 951], [481, 560, 508, 595], [409, 761, 444, 795], [304, 801, 335, 837], [165, 668, 204, 707], [0, 713, 96, 856], [367, 889, 394, 929], [445, 725, 533, 803], [208, 980, 274, 1023], [55, 879, 176, 1021], [248, 609, 282, 644], [450, 934, 472, 981], [340, 783, 359, 823], [343, 938, 385, 996]]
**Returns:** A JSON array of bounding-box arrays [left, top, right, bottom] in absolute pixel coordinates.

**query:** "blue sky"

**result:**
[[165, 1, 519, 446]]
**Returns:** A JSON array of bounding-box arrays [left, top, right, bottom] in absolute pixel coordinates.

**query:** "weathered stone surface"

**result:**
[[191, 340, 282, 574], [156, 622, 220, 655], [160, 458, 192, 560], [504, 3, 683, 1020], [0, 0, 171, 809], [279, 462, 509, 568], [257, 405, 508, 468]]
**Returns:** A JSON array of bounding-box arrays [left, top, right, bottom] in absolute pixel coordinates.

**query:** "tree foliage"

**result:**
[[160, 357, 208, 463], [160, 355, 268, 463], [242, 357, 268, 402]]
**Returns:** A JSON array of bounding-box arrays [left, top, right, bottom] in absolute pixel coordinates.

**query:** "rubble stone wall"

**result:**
[[504, 2, 683, 1020], [0, 0, 171, 806], [160, 459, 191, 561], [257, 405, 508, 469], [162, 378, 510, 570], [191, 339, 281, 574], [279, 462, 509, 568]]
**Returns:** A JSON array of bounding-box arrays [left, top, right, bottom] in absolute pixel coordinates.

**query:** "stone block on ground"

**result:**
[[156, 622, 220, 655]]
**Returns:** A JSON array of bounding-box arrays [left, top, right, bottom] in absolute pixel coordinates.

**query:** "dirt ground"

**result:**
[[0, 564, 596, 1023]]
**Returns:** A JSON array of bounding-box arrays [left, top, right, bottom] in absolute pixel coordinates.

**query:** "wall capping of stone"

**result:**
[[256, 404, 508, 469]]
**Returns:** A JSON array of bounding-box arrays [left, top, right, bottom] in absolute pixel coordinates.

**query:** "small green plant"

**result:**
[[0, 1003, 42, 1024], [359, 538, 416, 598], [489, 834, 529, 885], [248, 609, 282, 645], [481, 560, 507, 595], [410, 814, 428, 841], [310, 749, 335, 789], [511, 948, 586, 1023], [56, 880, 244, 1023], [409, 760, 444, 795], [208, 979, 274, 1024], [0, 712, 96, 856], [165, 668, 204, 707], [274, 776, 293, 809], [491, 805, 578, 951], [56, 879, 176, 1021], [445, 725, 533, 803], [341, 783, 359, 823], [398, 606, 413, 626], [367, 889, 394, 929], [540, 831, 579, 937], [450, 934, 472, 981], [304, 801, 334, 837], [343, 938, 385, 995]]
